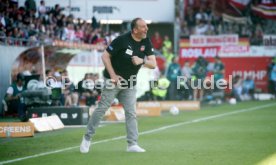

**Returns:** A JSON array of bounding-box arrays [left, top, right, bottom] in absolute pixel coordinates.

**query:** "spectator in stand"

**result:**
[[195, 6, 208, 23], [250, 23, 263, 45], [90, 28, 101, 44], [61, 70, 79, 106], [205, 20, 215, 35], [194, 20, 208, 35], [89, 73, 101, 106], [232, 75, 243, 102], [91, 16, 98, 30], [38, 0, 47, 19], [1, 0, 273, 48], [24, 0, 36, 15], [166, 56, 182, 100], [77, 73, 98, 106], [163, 47, 174, 67], [63, 23, 75, 41], [75, 25, 84, 42], [270, 59, 276, 96], [180, 61, 193, 100], [242, 75, 255, 100], [50, 4, 63, 17], [192, 56, 208, 101], [83, 27, 91, 43], [191, 0, 202, 11], [0, 11, 6, 29], [66, 14, 74, 25], [208, 10, 222, 32], [185, 6, 196, 33], [49, 71, 62, 103], [162, 35, 172, 61], [180, 21, 190, 37], [267, 57, 275, 94], [213, 56, 225, 89], [56, 14, 66, 39], [77, 73, 88, 105], [45, 69, 54, 85], [182, 60, 193, 80], [151, 31, 163, 51], [5, 73, 27, 121]]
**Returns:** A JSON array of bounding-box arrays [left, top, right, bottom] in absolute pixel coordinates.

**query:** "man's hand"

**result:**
[[15, 94, 22, 99], [110, 74, 124, 85], [131, 56, 144, 66]]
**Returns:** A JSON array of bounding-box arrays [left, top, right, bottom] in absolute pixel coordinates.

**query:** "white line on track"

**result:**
[[1, 103, 275, 164]]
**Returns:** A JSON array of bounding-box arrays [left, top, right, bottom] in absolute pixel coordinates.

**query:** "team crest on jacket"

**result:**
[[140, 45, 145, 51]]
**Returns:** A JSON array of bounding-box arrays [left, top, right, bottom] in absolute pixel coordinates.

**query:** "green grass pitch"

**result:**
[[1, 100, 276, 165]]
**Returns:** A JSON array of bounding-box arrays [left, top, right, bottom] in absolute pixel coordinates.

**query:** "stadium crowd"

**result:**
[[0, 0, 119, 46], [1, 0, 275, 46], [179, 0, 276, 45]]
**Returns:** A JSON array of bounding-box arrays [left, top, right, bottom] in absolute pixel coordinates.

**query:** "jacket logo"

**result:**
[[126, 49, 133, 55]]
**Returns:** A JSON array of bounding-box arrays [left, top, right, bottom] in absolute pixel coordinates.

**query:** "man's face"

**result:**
[[216, 59, 221, 63], [17, 79, 24, 86], [134, 19, 148, 39], [174, 57, 179, 63]]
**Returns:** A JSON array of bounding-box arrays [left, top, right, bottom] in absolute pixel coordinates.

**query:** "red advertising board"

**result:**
[[179, 46, 250, 58], [223, 57, 270, 92], [219, 45, 249, 54], [179, 36, 249, 47], [179, 57, 272, 92], [178, 36, 272, 92], [190, 35, 239, 47]]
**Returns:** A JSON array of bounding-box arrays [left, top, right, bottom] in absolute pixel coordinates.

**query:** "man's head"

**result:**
[[172, 56, 179, 64], [184, 61, 190, 66], [215, 56, 221, 63], [196, 56, 208, 67], [245, 75, 252, 80], [131, 18, 148, 41], [16, 73, 25, 86]]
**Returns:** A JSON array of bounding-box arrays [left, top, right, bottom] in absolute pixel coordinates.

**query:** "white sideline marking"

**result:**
[[65, 125, 105, 128], [1, 103, 275, 164]]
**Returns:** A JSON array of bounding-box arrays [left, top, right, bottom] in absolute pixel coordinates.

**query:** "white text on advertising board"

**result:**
[[190, 35, 239, 47], [181, 47, 218, 57], [0, 126, 32, 133], [232, 70, 267, 80]]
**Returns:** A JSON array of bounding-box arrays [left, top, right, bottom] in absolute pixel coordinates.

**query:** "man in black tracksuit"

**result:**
[[80, 18, 157, 153]]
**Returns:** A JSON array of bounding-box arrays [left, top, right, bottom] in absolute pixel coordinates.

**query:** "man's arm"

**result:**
[[5, 87, 19, 101], [6, 93, 18, 101], [143, 55, 156, 69], [101, 50, 123, 84], [131, 55, 156, 69]]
